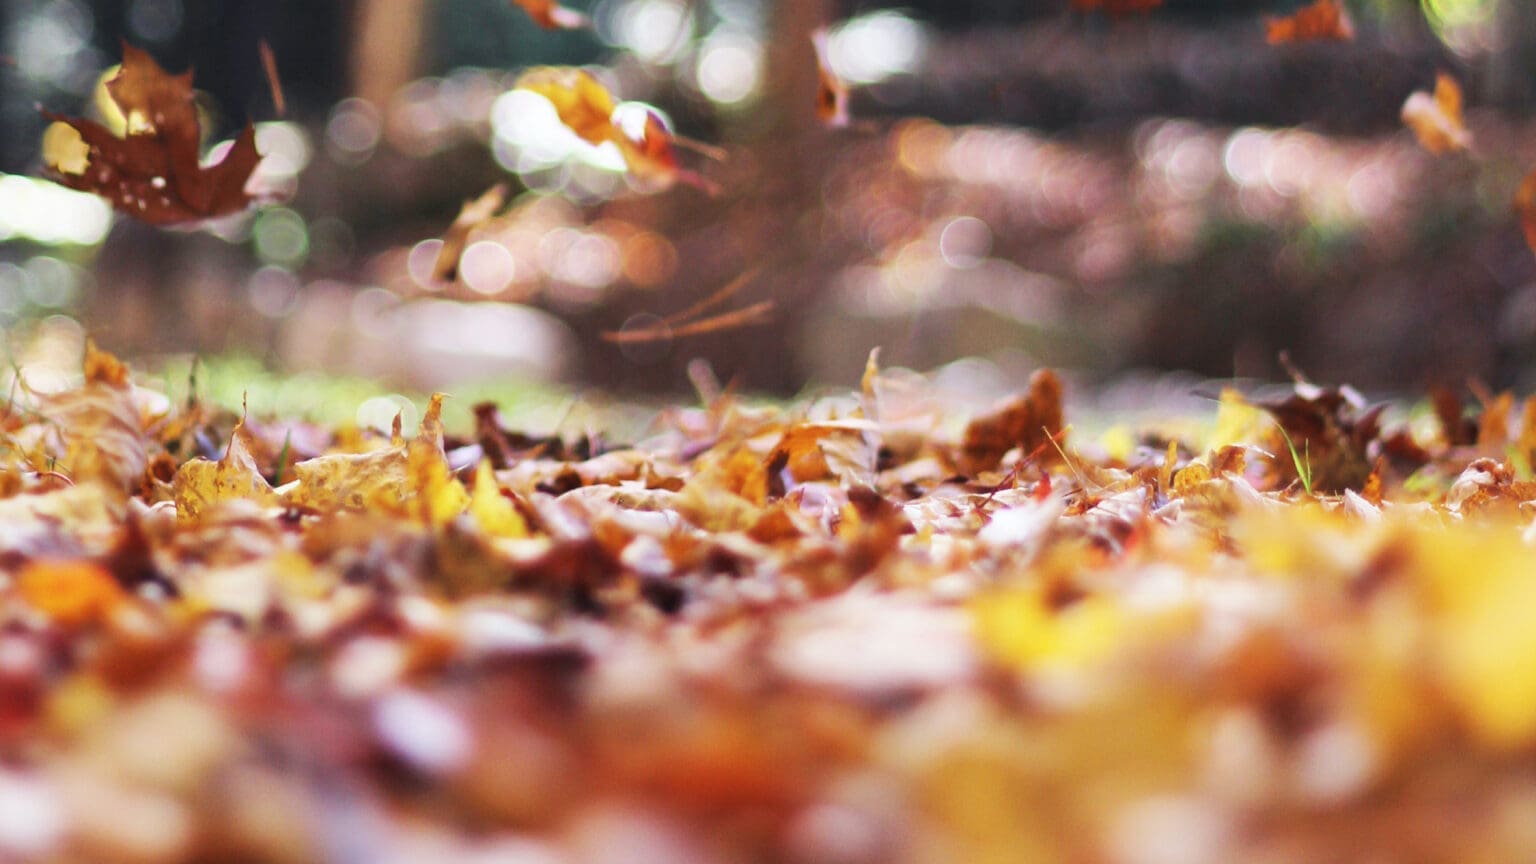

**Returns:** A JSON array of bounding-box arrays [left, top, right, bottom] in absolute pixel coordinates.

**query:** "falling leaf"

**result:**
[[1265, 0, 1354, 44], [1515, 163, 1536, 257], [514, 67, 709, 191], [40, 43, 262, 225], [811, 29, 850, 129], [511, 0, 590, 29], [1401, 73, 1472, 155], [432, 183, 509, 283], [258, 39, 286, 117]]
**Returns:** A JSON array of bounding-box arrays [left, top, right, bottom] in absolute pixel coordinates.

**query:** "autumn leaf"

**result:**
[[433, 183, 509, 283], [15, 559, 125, 628], [1401, 72, 1472, 155], [40, 43, 262, 225], [1515, 163, 1536, 256], [959, 369, 1066, 476], [514, 66, 709, 191], [172, 417, 278, 522], [1265, 0, 1354, 44], [810, 29, 850, 129], [511, 0, 590, 29]]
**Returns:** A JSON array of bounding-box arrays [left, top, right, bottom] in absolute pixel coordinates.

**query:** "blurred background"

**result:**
[[3, 0, 1536, 411]]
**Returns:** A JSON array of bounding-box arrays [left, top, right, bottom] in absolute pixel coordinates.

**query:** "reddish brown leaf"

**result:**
[[41, 44, 261, 225], [1515, 163, 1536, 257], [959, 369, 1066, 476], [1265, 0, 1354, 44]]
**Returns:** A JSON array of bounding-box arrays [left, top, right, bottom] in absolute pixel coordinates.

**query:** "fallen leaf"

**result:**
[[1401, 72, 1472, 155], [811, 29, 850, 128], [1265, 0, 1354, 44], [173, 417, 278, 521], [511, 0, 590, 29], [40, 43, 261, 225], [959, 369, 1066, 476], [16, 559, 125, 627]]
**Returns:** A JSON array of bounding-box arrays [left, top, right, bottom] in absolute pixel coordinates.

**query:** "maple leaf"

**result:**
[[40, 43, 261, 225], [1265, 0, 1354, 44], [810, 29, 850, 129], [511, 0, 590, 29], [1401, 72, 1472, 155]]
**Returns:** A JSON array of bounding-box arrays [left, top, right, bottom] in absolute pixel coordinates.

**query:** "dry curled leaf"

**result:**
[[511, 0, 590, 29], [40, 43, 261, 225], [1265, 0, 1354, 44], [1401, 72, 1472, 155]]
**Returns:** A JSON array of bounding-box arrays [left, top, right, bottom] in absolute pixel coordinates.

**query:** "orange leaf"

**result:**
[[258, 39, 286, 117], [1516, 164, 1536, 257], [16, 560, 124, 627], [1401, 72, 1472, 155], [811, 29, 850, 128], [511, 0, 589, 29], [515, 67, 711, 191], [40, 43, 261, 225], [515, 66, 619, 146], [1265, 0, 1354, 44]]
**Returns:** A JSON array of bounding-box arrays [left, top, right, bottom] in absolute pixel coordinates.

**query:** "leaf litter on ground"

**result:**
[[5, 342, 1536, 860]]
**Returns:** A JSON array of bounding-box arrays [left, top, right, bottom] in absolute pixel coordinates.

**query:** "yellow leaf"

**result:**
[[172, 418, 277, 521], [468, 460, 528, 539], [970, 589, 1123, 674]]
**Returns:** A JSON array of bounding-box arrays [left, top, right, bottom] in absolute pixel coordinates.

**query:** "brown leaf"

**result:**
[[959, 369, 1065, 476], [433, 183, 509, 283], [1515, 163, 1536, 257], [1265, 0, 1354, 44], [40, 43, 261, 225], [1401, 73, 1471, 155]]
